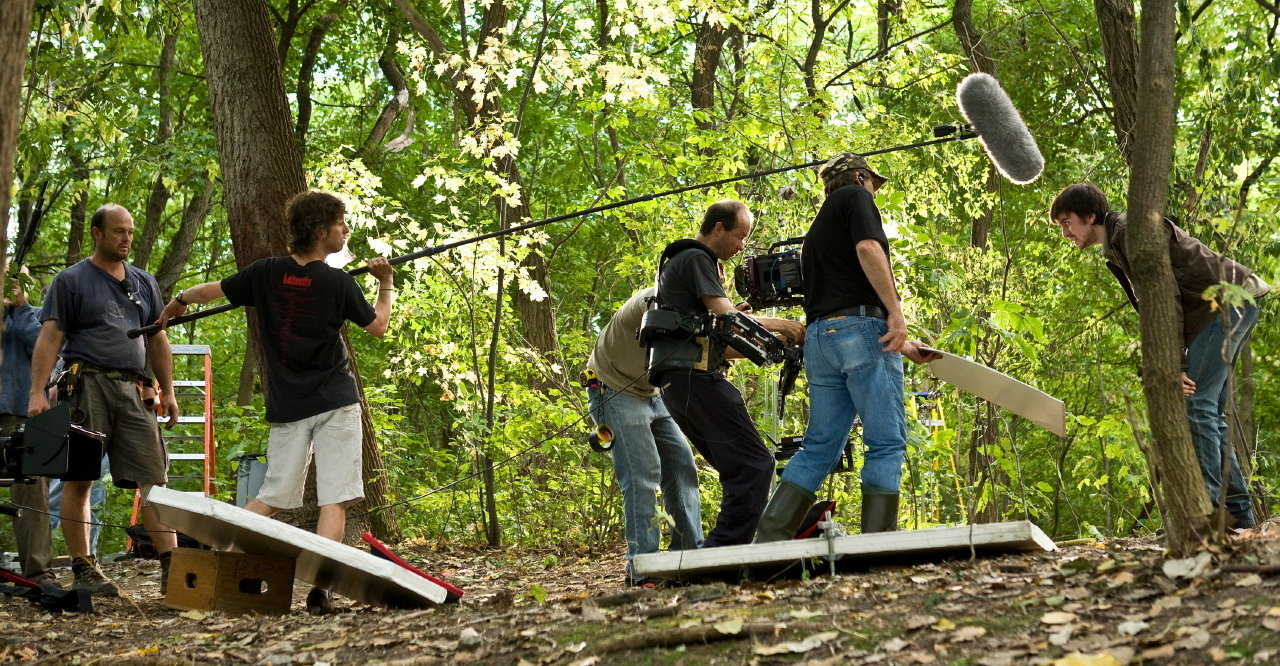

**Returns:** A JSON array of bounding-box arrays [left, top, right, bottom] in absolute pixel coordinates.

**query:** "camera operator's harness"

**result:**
[[640, 240, 801, 385]]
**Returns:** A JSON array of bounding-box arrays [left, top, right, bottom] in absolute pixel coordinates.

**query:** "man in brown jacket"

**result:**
[[1050, 183, 1269, 530]]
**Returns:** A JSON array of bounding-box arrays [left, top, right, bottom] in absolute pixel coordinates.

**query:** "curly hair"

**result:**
[[286, 191, 346, 254]]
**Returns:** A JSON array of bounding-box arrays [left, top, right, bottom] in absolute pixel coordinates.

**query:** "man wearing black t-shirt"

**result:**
[[651, 199, 804, 547], [755, 154, 937, 542], [158, 191, 393, 613]]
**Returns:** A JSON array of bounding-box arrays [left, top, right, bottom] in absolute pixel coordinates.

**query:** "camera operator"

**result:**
[[28, 204, 181, 596], [2, 264, 55, 585], [755, 154, 938, 542], [648, 200, 804, 547]]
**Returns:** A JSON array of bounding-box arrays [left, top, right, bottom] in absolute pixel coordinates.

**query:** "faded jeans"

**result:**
[[587, 385, 703, 579], [1185, 301, 1260, 526], [781, 315, 906, 494]]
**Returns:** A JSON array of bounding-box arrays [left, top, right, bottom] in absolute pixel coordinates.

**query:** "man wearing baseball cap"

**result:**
[[755, 153, 938, 541]]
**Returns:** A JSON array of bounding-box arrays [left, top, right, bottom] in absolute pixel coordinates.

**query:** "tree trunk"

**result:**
[[953, 0, 998, 249], [294, 0, 349, 154], [345, 331, 399, 540], [1094, 0, 1139, 166], [355, 28, 414, 160], [154, 173, 215, 296], [135, 31, 180, 271], [0, 0, 33, 277], [391, 0, 559, 358], [877, 0, 902, 52], [194, 0, 397, 541], [64, 123, 89, 266], [691, 19, 727, 132], [1123, 0, 1216, 555]]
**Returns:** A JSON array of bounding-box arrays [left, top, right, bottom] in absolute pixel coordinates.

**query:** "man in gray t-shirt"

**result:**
[[29, 203, 180, 596]]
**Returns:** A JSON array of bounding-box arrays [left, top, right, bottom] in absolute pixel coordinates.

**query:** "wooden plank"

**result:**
[[633, 521, 1056, 579], [147, 487, 447, 608]]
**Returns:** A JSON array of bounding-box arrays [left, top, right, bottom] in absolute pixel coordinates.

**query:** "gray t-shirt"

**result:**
[[586, 287, 658, 398], [41, 259, 164, 373], [657, 245, 724, 315]]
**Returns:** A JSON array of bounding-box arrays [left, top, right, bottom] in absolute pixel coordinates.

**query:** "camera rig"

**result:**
[[734, 237, 805, 310], [0, 402, 106, 488], [641, 308, 805, 413]]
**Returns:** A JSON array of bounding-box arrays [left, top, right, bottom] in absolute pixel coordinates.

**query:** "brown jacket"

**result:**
[[1101, 211, 1261, 348]]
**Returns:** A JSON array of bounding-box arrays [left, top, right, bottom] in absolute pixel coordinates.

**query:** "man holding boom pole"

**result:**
[[158, 190, 394, 613]]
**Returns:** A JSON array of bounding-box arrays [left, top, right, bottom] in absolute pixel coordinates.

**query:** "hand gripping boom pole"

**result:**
[[127, 130, 977, 339]]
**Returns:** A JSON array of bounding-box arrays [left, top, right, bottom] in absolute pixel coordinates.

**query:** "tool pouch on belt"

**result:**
[[138, 376, 164, 415], [55, 360, 84, 403]]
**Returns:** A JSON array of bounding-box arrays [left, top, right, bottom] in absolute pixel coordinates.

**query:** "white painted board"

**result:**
[[634, 521, 1055, 579], [923, 348, 1066, 436], [147, 487, 447, 607]]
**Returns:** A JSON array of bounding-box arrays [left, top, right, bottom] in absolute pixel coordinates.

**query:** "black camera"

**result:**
[[734, 238, 805, 310], [0, 402, 106, 488]]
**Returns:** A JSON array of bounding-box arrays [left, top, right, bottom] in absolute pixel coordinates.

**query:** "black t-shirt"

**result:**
[[802, 184, 889, 321], [657, 244, 724, 315], [221, 257, 376, 423]]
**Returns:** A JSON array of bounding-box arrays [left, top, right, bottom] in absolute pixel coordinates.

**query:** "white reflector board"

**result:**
[[923, 348, 1066, 436], [634, 521, 1055, 579], [147, 486, 447, 607]]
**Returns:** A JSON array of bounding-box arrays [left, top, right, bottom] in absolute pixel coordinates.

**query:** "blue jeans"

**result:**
[[587, 385, 703, 577], [1185, 302, 1260, 525], [781, 316, 906, 494]]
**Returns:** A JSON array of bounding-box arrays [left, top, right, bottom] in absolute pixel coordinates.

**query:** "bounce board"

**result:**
[[147, 487, 452, 608]]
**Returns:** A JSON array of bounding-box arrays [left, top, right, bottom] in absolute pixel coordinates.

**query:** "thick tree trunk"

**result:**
[[194, 0, 397, 541], [194, 0, 301, 260], [1094, 0, 1139, 166], [0, 0, 33, 275], [1124, 0, 1216, 555]]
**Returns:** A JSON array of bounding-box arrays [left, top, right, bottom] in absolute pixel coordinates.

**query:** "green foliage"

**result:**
[[9, 0, 1280, 559]]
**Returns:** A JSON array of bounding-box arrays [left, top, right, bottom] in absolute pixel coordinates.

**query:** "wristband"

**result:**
[[174, 290, 189, 305]]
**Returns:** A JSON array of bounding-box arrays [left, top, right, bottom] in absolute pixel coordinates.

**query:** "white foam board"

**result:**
[[147, 486, 446, 607]]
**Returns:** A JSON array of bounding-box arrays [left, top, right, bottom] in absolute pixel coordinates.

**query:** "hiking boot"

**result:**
[[159, 552, 172, 596], [29, 571, 59, 588], [306, 587, 335, 615], [71, 555, 119, 597]]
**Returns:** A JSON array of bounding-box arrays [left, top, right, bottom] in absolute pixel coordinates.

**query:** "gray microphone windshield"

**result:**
[[956, 73, 1044, 184]]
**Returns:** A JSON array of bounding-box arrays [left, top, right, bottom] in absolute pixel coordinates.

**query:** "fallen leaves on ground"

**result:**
[[3, 526, 1280, 663]]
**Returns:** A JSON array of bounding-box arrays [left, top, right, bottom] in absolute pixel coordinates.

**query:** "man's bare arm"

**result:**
[[27, 321, 65, 416], [855, 239, 906, 353]]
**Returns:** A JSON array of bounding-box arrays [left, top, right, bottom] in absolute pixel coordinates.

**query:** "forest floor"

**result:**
[[5, 521, 1280, 665]]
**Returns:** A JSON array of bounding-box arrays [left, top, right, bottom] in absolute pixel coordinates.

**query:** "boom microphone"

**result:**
[[955, 73, 1044, 184]]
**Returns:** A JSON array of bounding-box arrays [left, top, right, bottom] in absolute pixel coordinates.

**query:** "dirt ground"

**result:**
[[4, 523, 1280, 665]]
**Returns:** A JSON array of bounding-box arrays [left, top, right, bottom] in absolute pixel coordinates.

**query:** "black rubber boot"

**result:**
[[754, 481, 817, 543], [860, 488, 900, 534]]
